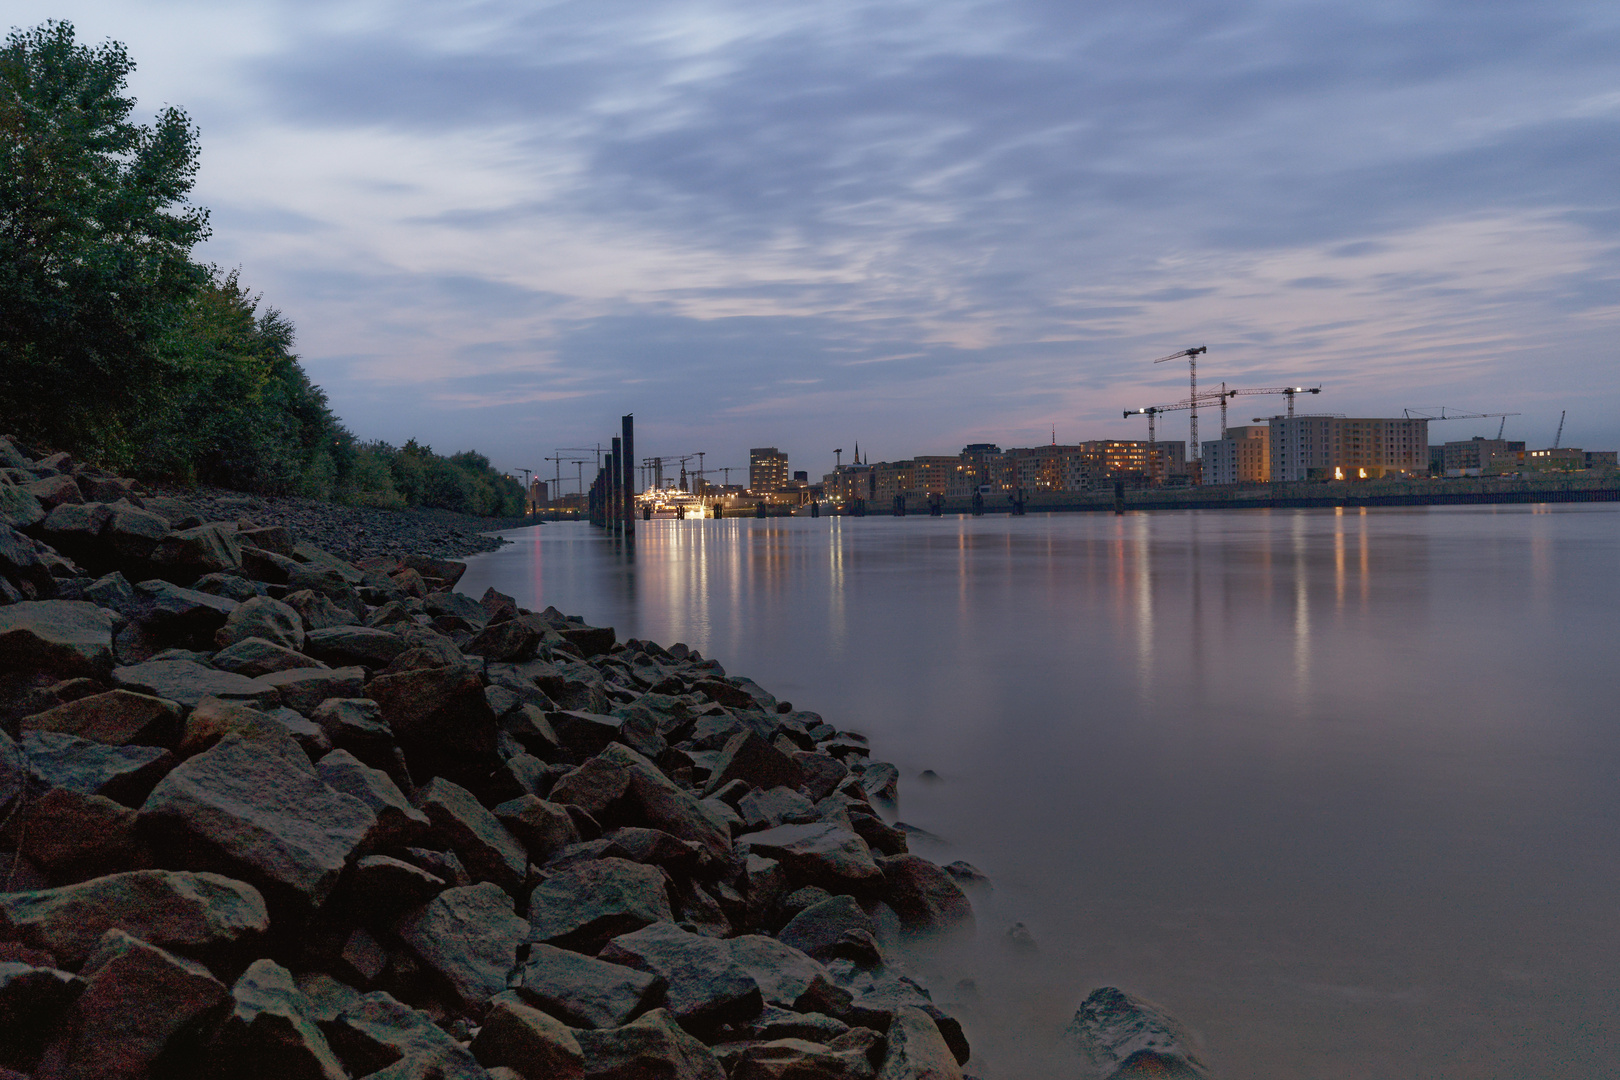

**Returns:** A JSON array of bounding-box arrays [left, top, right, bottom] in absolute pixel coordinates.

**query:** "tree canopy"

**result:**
[[0, 20, 524, 517]]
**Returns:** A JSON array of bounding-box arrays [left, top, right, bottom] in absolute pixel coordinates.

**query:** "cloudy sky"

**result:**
[[17, 1, 1620, 483]]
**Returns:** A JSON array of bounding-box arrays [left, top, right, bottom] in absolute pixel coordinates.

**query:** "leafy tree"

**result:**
[[0, 20, 209, 458]]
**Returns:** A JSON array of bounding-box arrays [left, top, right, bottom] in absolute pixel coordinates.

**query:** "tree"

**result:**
[[0, 20, 209, 458]]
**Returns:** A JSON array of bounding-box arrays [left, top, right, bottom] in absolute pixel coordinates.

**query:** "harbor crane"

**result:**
[[1151, 346, 1208, 458]]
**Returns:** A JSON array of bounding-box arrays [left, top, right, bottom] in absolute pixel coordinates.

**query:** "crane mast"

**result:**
[[1152, 346, 1208, 459]]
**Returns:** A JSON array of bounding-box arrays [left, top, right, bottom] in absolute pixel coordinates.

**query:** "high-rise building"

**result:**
[[1270, 416, 1428, 481], [1201, 425, 1270, 485], [749, 447, 789, 492]]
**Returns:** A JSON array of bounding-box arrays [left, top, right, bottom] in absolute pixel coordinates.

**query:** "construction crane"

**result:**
[[545, 447, 601, 498], [1151, 346, 1208, 458], [1554, 410, 1566, 448], [1403, 407, 1521, 440]]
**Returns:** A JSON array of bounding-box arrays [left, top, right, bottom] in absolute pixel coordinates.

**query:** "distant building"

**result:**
[[749, 447, 789, 493], [1586, 450, 1618, 468], [950, 444, 1010, 495], [793, 470, 808, 482], [1201, 425, 1270, 485], [1440, 436, 1525, 476], [1270, 416, 1428, 481], [1522, 447, 1586, 471], [528, 479, 549, 508]]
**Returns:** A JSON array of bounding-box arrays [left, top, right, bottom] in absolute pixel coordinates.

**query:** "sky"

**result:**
[[15, 1, 1620, 487]]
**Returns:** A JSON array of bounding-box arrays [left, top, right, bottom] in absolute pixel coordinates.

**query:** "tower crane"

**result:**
[[1402, 407, 1521, 439], [546, 447, 601, 498], [1554, 410, 1565, 449], [1151, 346, 1208, 458]]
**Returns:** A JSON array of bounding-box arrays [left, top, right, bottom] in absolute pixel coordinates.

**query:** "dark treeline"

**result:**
[[0, 20, 523, 517]]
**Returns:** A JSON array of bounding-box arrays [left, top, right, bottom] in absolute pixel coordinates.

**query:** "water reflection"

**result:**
[[459, 507, 1620, 1080]]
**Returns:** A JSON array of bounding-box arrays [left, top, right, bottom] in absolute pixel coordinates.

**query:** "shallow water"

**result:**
[[460, 505, 1620, 1079]]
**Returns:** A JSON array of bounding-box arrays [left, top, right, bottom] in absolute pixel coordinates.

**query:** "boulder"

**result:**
[[470, 991, 585, 1079], [236, 525, 295, 557], [730, 1036, 879, 1080], [0, 869, 267, 968], [0, 600, 119, 678], [396, 883, 528, 1008], [1066, 987, 1212, 1080], [366, 664, 500, 789], [113, 660, 280, 709], [404, 555, 468, 586], [213, 636, 324, 678], [216, 596, 306, 651], [141, 735, 376, 909], [876, 1006, 963, 1080], [202, 958, 347, 1080], [20, 689, 184, 748], [739, 822, 883, 892], [283, 590, 360, 631], [493, 795, 580, 863], [15, 787, 147, 878], [595, 744, 733, 861], [739, 786, 818, 831], [101, 506, 171, 565], [465, 620, 541, 662], [422, 589, 485, 623], [345, 855, 447, 912], [701, 730, 805, 797], [779, 896, 879, 963], [150, 523, 243, 582], [526, 857, 675, 953], [858, 763, 900, 803], [257, 665, 365, 716], [316, 750, 431, 849], [549, 710, 623, 759], [793, 752, 851, 802], [874, 856, 973, 934], [415, 777, 528, 894], [512, 943, 664, 1030], [176, 698, 299, 759], [303, 626, 408, 668], [137, 579, 240, 636], [0, 523, 54, 599], [0, 960, 85, 1068], [598, 921, 762, 1029], [22, 731, 174, 805], [572, 1008, 724, 1080], [35, 930, 231, 1080], [727, 936, 833, 1009], [548, 756, 630, 817], [325, 991, 489, 1080]]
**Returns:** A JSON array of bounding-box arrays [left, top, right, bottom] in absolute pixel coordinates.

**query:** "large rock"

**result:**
[[778, 896, 879, 963], [548, 755, 630, 817], [703, 730, 804, 797], [257, 665, 365, 716], [325, 991, 489, 1080], [573, 1008, 724, 1080], [216, 596, 306, 651], [0, 600, 119, 678], [512, 943, 664, 1030], [212, 636, 325, 678], [598, 921, 762, 1029], [876, 1006, 963, 1080], [0, 869, 268, 967], [730, 1036, 880, 1080], [415, 777, 528, 894], [20, 689, 183, 749], [875, 856, 974, 934], [739, 822, 883, 892], [283, 590, 360, 631], [202, 958, 347, 1080], [493, 795, 580, 863], [396, 883, 528, 1008], [150, 522, 243, 582], [137, 579, 240, 636], [596, 744, 733, 862], [1066, 987, 1213, 1080], [22, 731, 174, 804], [141, 735, 376, 909], [0, 960, 85, 1068], [526, 857, 674, 953], [113, 660, 280, 709], [101, 505, 172, 564], [728, 936, 832, 1008], [345, 855, 447, 913], [36, 929, 230, 1080], [404, 555, 468, 586], [303, 626, 409, 668], [0, 522, 55, 599], [470, 990, 585, 1079], [366, 664, 500, 790], [15, 787, 146, 878], [465, 619, 541, 662], [316, 750, 431, 849]]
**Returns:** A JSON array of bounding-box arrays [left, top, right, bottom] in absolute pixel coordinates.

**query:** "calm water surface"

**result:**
[[461, 505, 1620, 1080]]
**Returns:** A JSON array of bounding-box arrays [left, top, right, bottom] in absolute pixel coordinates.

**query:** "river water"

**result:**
[[459, 506, 1620, 1079]]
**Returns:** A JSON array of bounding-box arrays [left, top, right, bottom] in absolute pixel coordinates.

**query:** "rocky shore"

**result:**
[[0, 436, 1213, 1080]]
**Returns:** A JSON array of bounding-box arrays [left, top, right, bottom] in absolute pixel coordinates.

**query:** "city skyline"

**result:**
[[17, 2, 1620, 476]]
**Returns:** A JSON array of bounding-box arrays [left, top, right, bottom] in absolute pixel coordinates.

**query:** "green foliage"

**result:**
[[0, 20, 209, 456], [0, 21, 524, 518]]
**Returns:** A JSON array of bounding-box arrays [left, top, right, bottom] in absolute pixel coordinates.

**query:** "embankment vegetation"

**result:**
[[0, 20, 524, 517]]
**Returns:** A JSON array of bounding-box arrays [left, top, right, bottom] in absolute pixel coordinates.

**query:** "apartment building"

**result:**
[[749, 447, 789, 493], [1201, 425, 1270, 485], [1270, 416, 1428, 481]]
